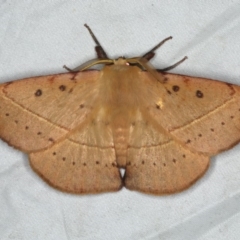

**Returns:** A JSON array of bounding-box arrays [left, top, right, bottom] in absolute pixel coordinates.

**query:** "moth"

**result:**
[[1, 24, 240, 195]]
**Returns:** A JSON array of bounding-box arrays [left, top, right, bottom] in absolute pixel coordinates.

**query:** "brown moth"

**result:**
[[1, 24, 240, 195]]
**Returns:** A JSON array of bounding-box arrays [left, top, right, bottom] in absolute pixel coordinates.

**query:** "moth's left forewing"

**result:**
[[148, 73, 240, 155]]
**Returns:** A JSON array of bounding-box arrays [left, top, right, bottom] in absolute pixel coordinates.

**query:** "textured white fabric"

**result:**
[[1, 1, 240, 239]]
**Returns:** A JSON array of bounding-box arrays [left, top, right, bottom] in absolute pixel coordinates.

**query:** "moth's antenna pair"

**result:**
[[84, 24, 187, 71], [64, 24, 187, 72]]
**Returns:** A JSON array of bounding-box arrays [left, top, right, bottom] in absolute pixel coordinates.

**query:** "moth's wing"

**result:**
[[29, 110, 122, 193], [147, 73, 240, 155], [124, 111, 209, 194], [0, 71, 100, 152]]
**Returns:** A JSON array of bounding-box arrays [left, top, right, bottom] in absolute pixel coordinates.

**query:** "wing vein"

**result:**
[[3, 93, 69, 131], [68, 138, 114, 149], [129, 139, 172, 149], [171, 96, 236, 133]]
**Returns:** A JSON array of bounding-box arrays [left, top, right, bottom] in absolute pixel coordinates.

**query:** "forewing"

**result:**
[[0, 71, 100, 152], [147, 73, 240, 154]]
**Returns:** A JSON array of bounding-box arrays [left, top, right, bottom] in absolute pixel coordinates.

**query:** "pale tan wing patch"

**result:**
[[69, 108, 114, 148], [128, 110, 172, 147], [124, 115, 209, 194], [147, 73, 240, 154], [0, 71, 100, 152]]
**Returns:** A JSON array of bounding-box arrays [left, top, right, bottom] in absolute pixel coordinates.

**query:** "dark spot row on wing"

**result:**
[[185, 114, 237, 145], [3, 112, 55, 142], [51, 151, 118, 167], [34, 85, 68, 97], [33, 86, 87, 114], [125, 154, 191, 168], [34, 87, 88, 111]]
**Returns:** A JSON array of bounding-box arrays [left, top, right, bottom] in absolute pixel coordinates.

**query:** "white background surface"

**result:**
[[1, 1, 240, 239]]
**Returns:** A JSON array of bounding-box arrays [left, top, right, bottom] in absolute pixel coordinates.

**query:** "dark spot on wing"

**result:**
[[226, 83, 235, 95], [163, 77, 168, 83], [70, 73, 78, 81], [183, 77, 189, 83], [48, 76, 55, 83], [59, 85, 66, 91], [35, 89, 42, 96], [172, 85, 180, 92], [196, 90, 203, 98]]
